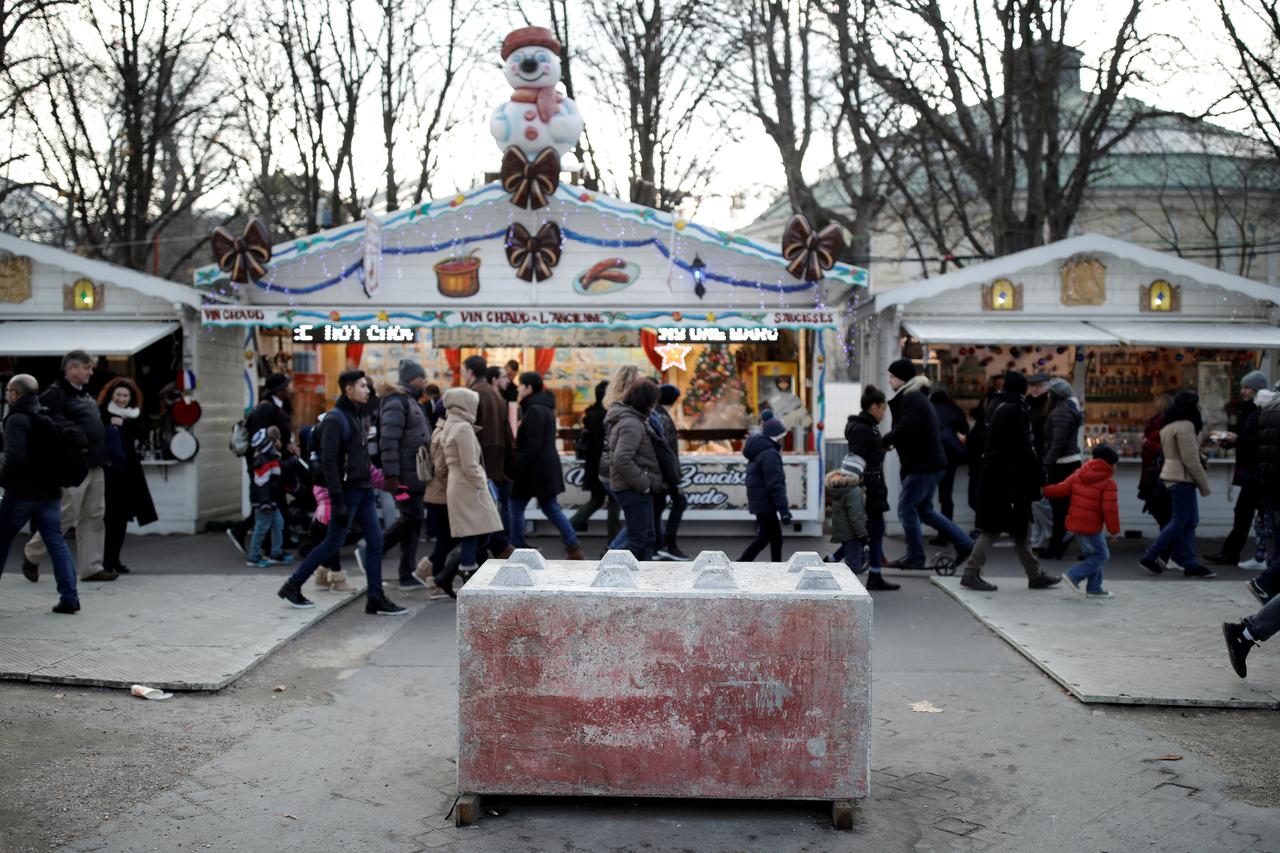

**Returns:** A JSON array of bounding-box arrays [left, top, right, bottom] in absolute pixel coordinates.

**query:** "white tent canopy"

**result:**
[[0, 321, 178, 356], [1088, 321, 1280, 349], [902, 319, 1122, 346]]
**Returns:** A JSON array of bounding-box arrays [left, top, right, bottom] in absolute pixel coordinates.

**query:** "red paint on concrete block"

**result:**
[[457, 560, 871, 800]]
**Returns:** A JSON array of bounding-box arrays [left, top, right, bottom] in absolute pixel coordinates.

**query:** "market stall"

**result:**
[[0, 233, 243, 534], [854, 233, 1280, 536], [193, 26, 867, 534]]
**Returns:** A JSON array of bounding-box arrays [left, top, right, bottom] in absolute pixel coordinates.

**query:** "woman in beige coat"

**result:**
[[1140, 390, 1214, 578], [439, 387, 504, 572]]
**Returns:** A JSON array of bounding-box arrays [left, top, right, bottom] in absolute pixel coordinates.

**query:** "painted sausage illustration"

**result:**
[[581, 257, 626, 288]]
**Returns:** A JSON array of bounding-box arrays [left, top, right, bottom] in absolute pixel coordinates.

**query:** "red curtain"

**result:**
[[534, 347, 556, 375], [345, 343, 364, 368], [639, 329, 663, 372], [444, 348, 462, 386]]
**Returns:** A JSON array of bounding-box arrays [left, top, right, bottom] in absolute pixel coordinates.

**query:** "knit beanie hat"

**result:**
[[1092, 444, 1119, 465], [888, 358, 917, 383], [264, 373, 290, 396], [761, 411, 787, 438], [1048, 378, 1073, 398], [1242, 370, 1269, 392], [840, 453, 866, 478], [1003, 370, 1029, 396], [250, 427, 272, 453], [658, 383, 681, 406], [399, 359, 426, 386]]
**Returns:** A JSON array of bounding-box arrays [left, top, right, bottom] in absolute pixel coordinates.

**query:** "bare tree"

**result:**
[[376, 0, 418, 211], [410, 0, 472, 204], [23, 0, 231, 272], [1215, 0, 1280, 162], [857, 0, 1161, 259], [583, 0, 736, 210]]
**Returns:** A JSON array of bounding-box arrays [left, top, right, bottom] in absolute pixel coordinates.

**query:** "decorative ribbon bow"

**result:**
[[211, 218, 272, 284], [781, 214, 844, 281], [500, 146, 560, 209], [505, 222, 563, 282]]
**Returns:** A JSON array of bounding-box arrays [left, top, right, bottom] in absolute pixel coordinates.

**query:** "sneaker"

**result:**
[[365, 595, 408, 616], [1247, 578, 1271, 606], [51, 599, 80, 614], [21, 559, 38, 582], [277, 581, 315, 609], [1086, 589, 1114, 599], [398, 575, 429, 591], [1139, 558, 1165, 575], [1166, 559, 1186, 572], [1029, 573, 1062, 590], [1204, 552, 1236, 566], [1061, 574, 1083, 594], [267, 554, 293, 566], [225, 528, 245, 555], [885, 556, 927, 571], [657, 545, 691, 561], [245, 558, 271, 569], [1182, 565, 1216, 578], [1238, 558, 1266, 571], [1222, 621, 1254, 679], [961, 574, 998, 591], [111, 564, 131, 574], [864, 573, 900, 591], [83, 570, 119, 582]]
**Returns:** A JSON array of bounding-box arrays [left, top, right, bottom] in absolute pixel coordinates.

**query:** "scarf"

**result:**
[[108, 402, 141, 420], [511, 86, 563, 123]]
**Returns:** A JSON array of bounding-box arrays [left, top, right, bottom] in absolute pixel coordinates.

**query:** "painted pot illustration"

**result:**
[[435, 250, 481, 298]]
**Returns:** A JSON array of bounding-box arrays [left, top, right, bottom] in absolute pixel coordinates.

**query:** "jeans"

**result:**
[[867, 511, 886, 570], [740, 511, 783, 562], [1143, 482, 1199, 570], [1066, 531, 1109, 593], [840, 538, 867, 573], [654, 486, 687, 547], [381, 490, 425, 581], [1252, 503, 1280, 596], [1030, 498, 1053, 549], [248, 506, 284, 561], [509, 496, 579, 548], [287, 488, 382, 599], [1222, 481, 1261, 562], [458, 534, 490, 568], [0, 496, 78, 604], [25, 465, 105, 579], [1245, 593, 1280, 643], [486, 480, 512, 556], [899, 471, 973, 564], [614, 488, 655, 560], [425, 503, 458, 585], [938, 462, 958, 519], [570, 487, 621, 539], [1046, 462, 1081, 556]]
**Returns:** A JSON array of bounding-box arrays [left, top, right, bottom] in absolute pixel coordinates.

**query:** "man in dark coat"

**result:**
[[1208, 370, 1268, 567], [23, 350, 114, 582], [1247, 383, 1280, 604], [653, 384, 689, 561], [959, 371, 1062, 592], [228, 373, 296, 554], [569, 381, 620, 538], [930, 387, 969, 524], [510, 372, 585, 559], [1, 375, 80, 612], [881, 358, 973, 569], [463, 355, 515, 559], [278, 370, 405, 615], [378, 359, 433, 590]]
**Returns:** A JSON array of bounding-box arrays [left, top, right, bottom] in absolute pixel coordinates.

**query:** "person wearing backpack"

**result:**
[[227, 373, 296, 554], [378, 359, 433, 590], [0, 375, 80, 613], [739, 412, 791, 562], [22, 350, 114, 583], [277, 370, 406, 615]]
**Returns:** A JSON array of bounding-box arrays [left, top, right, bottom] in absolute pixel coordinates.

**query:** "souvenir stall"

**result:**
[[853, 233, 1280, 536], [193, 26, 867, 533], [0, 233, 244, 534]]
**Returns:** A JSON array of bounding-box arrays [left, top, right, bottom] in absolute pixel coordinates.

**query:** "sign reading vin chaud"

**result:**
[[557, 457, 809, 513]]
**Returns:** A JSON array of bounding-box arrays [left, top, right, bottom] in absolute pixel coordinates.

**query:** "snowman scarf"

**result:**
[[511, 86, 563, 123]]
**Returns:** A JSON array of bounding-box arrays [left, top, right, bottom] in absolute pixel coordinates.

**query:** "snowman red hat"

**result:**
[[501, 26, 561, 60]]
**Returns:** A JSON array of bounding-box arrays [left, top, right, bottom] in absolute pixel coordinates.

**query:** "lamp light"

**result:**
[[691, 255, 706, 300]]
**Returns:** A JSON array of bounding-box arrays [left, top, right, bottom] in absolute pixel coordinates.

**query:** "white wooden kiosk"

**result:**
[[0, 233, 244, 533], [854, 233, 1280, 536], [194, 184, 867, 535]]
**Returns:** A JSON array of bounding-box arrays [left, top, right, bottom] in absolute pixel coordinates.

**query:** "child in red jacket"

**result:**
[[1044, 444, 1121, 598]]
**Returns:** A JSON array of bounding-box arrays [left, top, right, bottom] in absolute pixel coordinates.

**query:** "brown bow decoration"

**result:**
[[781, 214, 844, 281], [505, 222, 563, 282], [500, 146, 560, 209], [211, 218, 272, 284]]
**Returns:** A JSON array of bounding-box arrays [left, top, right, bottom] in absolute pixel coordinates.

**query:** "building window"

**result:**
[[983, 279, 1021, 311], [65, 278, 103, 311], [1142, 279, 1179, 313]]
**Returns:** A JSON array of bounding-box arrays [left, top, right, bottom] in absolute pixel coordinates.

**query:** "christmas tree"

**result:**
[[684, 344, 748, 426]]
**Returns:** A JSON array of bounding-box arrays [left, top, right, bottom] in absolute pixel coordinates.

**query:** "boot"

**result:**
[[495, 544, 515, 560], [315, 567, 330, 588], [566, 544, 586, 561], [328, 570, 356, 593], [864, 572, 900, 591], [961, 573, 998, 592], [1028, 573, 1062, 590]]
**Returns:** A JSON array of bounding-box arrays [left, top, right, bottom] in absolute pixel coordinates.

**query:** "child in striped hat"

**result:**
[[826, 453, 899, 591]]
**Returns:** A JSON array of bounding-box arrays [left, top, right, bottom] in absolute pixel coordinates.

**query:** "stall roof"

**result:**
[[903, 319, 1121, 345], [0, 321, 179, 356], [1089, 321, 1280, 349], [874, 233, 1280, 311]]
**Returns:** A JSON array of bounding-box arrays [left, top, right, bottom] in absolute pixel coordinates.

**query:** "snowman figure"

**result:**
[[490, 27, 583, 160]]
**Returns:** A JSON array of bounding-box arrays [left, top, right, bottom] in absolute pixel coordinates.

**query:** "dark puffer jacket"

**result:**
[[844, 411, 889, 513], [744, 432, 788, 515], [1254, 390, 1280, 503], [579, 401, 607, 492], [974, 391, 1044, 535], [0, 394, 61, 500], [883, 376, 946, 476], [1227, 400, 1260, 486], [511, 390, 566, 501], [604, 403, 662, 494], [1043, 397, 1084, 465], [378, 385, 431, 491], [41, 377, 107, 468], [319, 396, 371, 500]]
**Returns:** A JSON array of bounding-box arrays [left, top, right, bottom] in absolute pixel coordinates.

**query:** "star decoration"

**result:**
[[655, 342, 691, 372]]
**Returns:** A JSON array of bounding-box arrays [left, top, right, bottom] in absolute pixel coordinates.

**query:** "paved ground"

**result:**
[[1, 532, 1278, 852], [0, 570, 364, 690], [931, 575, 1280, 708]]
